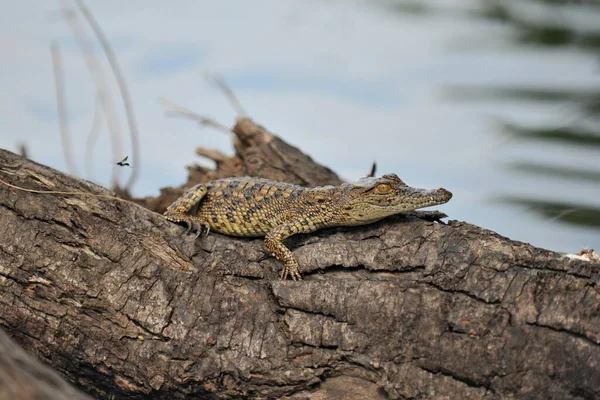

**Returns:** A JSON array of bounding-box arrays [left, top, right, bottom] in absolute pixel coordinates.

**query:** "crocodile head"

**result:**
[[338, 173, 452, 225]]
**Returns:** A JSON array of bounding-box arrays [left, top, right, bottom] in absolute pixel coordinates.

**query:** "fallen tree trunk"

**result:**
[[1, 147, 599, 399]]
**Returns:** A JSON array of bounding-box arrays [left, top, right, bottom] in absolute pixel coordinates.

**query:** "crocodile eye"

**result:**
[[376, 183, 392, 194]]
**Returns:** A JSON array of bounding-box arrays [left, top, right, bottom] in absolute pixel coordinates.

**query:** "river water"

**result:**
[[1, 0, 599, 253]]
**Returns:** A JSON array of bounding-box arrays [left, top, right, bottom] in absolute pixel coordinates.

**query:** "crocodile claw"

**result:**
[[194, 221, 210, 239], [281, 262, 303, 281], [165, 214, 210, 239]]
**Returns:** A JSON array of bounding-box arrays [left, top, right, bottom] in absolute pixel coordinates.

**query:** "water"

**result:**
[[0, 0, 599, 253]]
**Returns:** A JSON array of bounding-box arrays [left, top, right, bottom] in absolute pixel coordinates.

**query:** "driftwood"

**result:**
[[0, 115, 599, 399]]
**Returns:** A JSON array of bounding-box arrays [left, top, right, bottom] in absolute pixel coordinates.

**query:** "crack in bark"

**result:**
[[418, 364, 492, 391], [420, 281, 502, 305], [526, 321, 599, 346]]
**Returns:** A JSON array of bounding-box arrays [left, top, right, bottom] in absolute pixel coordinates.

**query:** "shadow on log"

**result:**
[[1, 134, 599, 399]]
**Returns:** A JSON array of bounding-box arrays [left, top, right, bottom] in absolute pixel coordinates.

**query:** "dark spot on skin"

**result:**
[[223, 192, 231, 199], [245, 193, 253, 201], [212, 217, 219, 223], [227, 212, 236, 223], [317, 198, 325, 203], [246, 205, 261, 216], [274, 191, 282, 198], [287, 191, 299, 201]]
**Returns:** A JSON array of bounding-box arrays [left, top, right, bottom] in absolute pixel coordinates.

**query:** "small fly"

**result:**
[[114, 156, 132, 167]]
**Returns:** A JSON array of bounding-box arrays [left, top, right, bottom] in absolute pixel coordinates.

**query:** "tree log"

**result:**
[[0, 327, 92, 400], [1, 148, 599, 399]]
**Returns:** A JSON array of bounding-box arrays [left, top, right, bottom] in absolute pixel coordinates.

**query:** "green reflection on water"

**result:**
[[496, 197, 600, 228], [472, 1, 600, 49], [449, 0, 600, 230], [507, 162, 600, 183], [499, 121, 600, 148]]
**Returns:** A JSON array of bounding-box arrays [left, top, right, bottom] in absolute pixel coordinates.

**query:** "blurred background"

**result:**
[[1, 0, 599, 253]]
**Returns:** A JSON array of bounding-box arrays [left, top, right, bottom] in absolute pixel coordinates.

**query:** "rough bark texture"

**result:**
[[1, 147, 600, 400], [0, 328, 92, 400], [141, 117, 343, 213]]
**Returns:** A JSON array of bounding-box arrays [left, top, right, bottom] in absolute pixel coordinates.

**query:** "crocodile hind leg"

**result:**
[[164, 184, 211, 238]]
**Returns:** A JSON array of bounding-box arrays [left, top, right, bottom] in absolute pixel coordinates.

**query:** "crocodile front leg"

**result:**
[[164, 184, 210, 237], [264, 223, 305, 280]]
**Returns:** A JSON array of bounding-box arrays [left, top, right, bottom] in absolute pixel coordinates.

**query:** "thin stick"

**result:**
[[158, 97, 233, 134], [73, 0, 141, 192], [50, 42, 78, 176], [84, 96, 104, 180], [367, 161, 377, 178], [0, 176, 165, 219], [18, 143, 29, 159], [204, 73, 248, 117], [61, 3, 122, 188]]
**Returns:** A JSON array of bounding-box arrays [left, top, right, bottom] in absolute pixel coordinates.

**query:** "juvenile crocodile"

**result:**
[[164, 174, 452, 280]]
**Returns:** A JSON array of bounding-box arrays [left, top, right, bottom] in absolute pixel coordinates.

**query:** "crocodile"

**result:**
[[164, 174, 452, 280]]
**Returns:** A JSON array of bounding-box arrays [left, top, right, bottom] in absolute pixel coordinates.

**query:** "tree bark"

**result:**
[[1, 147, 599, 399]]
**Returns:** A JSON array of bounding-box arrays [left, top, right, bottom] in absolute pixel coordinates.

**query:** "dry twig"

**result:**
[[61, 3, 123, 188], [74, 0, 141, 192], [158, 97, 233, 134], [204, 72, 248, 117], [84, 96, 104, 180], [50, 42, 78, 176]]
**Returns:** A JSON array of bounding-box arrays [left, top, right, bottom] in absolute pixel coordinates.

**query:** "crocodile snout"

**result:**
[[436, 188, 453, 202]]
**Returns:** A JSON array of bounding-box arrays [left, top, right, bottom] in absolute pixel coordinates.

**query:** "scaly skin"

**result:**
[[164, 174, 452, 280]]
